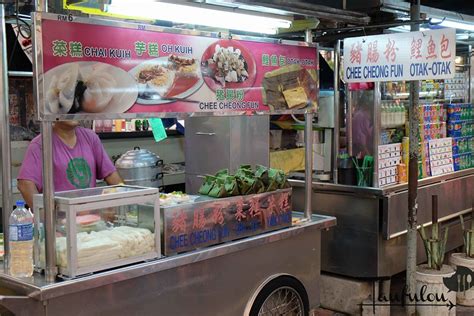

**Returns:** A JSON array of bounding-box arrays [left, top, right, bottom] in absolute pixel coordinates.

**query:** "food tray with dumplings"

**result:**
[[33, 185, 160, 279]]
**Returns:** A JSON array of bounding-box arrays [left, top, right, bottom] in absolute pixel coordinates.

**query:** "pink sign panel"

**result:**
[[37, 15, 318, 117]]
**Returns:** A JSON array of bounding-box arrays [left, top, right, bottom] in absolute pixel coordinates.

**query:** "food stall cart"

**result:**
[[0, 7, 335, 316], [292, 28, 474, 279]]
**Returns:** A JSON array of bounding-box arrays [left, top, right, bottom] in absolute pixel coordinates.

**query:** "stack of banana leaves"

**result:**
[[198, 165, 290, 198]]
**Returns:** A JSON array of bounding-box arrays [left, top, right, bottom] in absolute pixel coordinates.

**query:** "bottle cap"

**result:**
[[15, 200, 25, 208]]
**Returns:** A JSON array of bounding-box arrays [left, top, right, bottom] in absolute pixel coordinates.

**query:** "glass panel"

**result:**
[[69, 204, 156, 269], [34, 205, 66, 269], [350, 89, 375, 158], [54, 185, 144, 200]]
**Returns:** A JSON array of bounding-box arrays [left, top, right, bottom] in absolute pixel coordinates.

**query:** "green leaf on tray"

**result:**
[[224, 176, 240, 196], [208, 178, 228, 198], [198, 165, 289, 198], [198, 175, 216, 195], [215, 169, 229, 179]]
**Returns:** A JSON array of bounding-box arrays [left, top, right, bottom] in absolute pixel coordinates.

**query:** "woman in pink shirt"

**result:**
[[17, 121, 122, 207], [352, 92, 374, 158]]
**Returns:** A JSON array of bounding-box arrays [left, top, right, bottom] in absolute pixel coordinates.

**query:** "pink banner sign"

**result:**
[[37, 15, 318, 117]]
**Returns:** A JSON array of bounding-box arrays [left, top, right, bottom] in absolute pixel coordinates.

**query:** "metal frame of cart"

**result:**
[[0, 3, 335, 315]]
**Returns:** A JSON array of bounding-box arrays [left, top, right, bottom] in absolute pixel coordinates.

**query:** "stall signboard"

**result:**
[[162, 189, 292, 255], [35, 13, 318, 119], [343, 28, 456, 83]]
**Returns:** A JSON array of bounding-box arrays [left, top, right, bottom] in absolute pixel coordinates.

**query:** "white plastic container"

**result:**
[[450, 253, 474, 306], [9, 200, 34, 277], [416, 264, 456, 316]]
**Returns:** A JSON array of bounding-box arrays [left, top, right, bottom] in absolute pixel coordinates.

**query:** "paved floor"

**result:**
[[390, 305, 474, 315], [314, 305, 474, 315], [312, 308, 347, 315], [314, 268, 474, 315]]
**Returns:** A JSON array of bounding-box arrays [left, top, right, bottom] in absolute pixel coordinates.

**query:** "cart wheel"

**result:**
[[250, 276, 309, 316]]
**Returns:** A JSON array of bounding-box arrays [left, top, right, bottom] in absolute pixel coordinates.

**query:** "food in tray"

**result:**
[[202, 44, 249, 87], [262, 64, 317, 110], [160, 191, 197, 207], [46, 63, 118, 114], [76, 214, 101, 226], [55, 226, 155, 268]]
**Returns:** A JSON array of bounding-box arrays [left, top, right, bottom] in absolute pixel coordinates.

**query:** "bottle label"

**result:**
[[9, 223, 33, 241]]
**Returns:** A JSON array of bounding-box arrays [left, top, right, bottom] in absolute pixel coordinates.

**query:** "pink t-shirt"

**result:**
[[18, 127, 116, 192]]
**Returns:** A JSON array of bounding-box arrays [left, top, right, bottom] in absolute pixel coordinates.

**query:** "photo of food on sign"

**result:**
[[44, 62, 138, 114], [41, 17, 319, 115], [262, 65, 318, 110], [129, 54, 204, 105], [200, 40, 257, 91]]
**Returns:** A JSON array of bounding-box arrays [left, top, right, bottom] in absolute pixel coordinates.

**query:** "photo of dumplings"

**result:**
[[43, 62, 138, 115]]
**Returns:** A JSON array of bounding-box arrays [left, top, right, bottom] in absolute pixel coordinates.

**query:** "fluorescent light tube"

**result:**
[[431, 18, 474, 32], [388, 25, 429, 33], [106, 0, 292, 34]]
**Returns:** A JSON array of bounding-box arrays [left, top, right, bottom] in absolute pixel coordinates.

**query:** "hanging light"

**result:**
[[430, 18, 474, 32], [105, 0, 293, 35]]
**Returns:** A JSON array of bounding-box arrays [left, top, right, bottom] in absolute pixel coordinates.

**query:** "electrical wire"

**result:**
[[7, 0, 32, 68], [15, 0, 31, 39]]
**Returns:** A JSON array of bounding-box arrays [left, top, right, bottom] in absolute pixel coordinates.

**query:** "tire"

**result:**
[[249, 276, 309, 316]]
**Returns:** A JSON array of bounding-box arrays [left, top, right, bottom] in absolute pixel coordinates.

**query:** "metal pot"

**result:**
[[115, 147, 163, 188]]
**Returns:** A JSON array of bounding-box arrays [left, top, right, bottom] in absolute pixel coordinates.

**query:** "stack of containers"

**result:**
[[417, 103, 447, 178], [447, 103, 474, 171]]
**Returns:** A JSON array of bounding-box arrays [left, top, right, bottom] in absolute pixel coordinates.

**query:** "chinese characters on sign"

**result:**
[[343, 28, 456, 82], [166, 190, 293, 254]]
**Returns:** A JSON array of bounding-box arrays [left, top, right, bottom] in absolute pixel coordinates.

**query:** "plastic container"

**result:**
[[9, 200, 34, 277], [337, 157, 356, 186]]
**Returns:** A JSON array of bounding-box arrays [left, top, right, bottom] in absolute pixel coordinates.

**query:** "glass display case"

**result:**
[[346, 66, 473, 188], [33, 185, 160, 279]]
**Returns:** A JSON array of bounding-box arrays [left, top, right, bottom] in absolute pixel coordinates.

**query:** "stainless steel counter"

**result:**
[[291, 169, 474, 278], [0, 214, 335, 315]]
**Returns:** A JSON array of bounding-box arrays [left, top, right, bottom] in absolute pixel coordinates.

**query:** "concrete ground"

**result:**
[[313, 304, 474, 315], [312, 308, 347, 315], [315, 269, 474, 315], [390, 305, 474, 315]]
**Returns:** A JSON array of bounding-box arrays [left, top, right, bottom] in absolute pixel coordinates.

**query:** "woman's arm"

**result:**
[[17, 179, 38, 209], [104, 171, 123, 185]]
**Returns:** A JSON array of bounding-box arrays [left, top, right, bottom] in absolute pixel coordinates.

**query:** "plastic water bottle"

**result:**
[[9, 200, 34, 277]]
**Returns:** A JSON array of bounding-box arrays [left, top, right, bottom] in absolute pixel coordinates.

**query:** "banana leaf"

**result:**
[[237, 174, 256, 195], [208, 178, 227, 198], [198, 175, 216, 195], [235, 167, 253, 179], [215, 169, 229, 179], [239, 164, 252, 170], [250, 178, 266, 194], [267, 179, 280, 192], [268, 168, 286, 189], [224, 176, 240, 196], [255, 165, 270, 185]]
